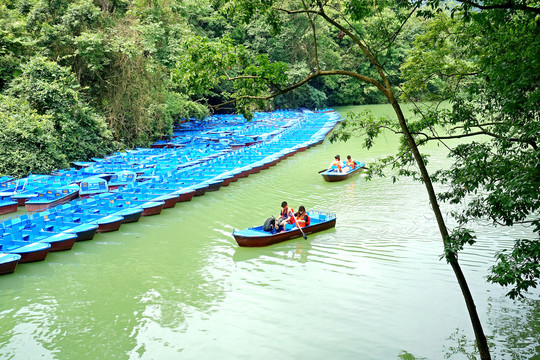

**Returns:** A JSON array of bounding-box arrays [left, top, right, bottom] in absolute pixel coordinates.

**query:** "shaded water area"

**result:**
[[1, 104, 538, 359]]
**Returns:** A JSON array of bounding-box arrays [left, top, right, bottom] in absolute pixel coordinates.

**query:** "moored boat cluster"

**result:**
[[0, 109, 341, 275]]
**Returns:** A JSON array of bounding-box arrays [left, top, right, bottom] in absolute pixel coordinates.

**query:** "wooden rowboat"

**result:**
[[320, 164, 365, 182], [233, 211, 336, 247]]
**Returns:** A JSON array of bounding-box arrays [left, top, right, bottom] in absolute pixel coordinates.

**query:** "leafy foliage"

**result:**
[[6, 56, 115, 167], [400, 7, 540, 296], [0, 95, 64, 177], [0, 0, 217, 176], [488, 239, 540, 299]]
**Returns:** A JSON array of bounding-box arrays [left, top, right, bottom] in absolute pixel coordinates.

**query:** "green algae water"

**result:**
[[1, 104, 538, 359]]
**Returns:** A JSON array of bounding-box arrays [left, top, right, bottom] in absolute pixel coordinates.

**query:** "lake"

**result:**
[[0, 104, 538, 359]]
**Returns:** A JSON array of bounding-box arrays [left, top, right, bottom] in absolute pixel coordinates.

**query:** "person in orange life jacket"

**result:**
[[329, 155, 344, 172], [342, 155, 358, 172], [276, 201, 295, 231], [293, 206, 310, 228]]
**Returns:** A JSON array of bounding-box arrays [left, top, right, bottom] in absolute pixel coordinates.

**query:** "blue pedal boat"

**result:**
[[135, 181, 196, 202], [79, 177, 109, 198], [25, 184, 80, 212], [1, 216, 77, 252], [0, 195, 18, 215], [55, 203, 124, 233], [0, 237, 51, 263], [107, 192, 166, 216], [108, 170, 137, 190], [19, 211, 99, 242], [18, 228, 78, 252], [0, 176, 14, 184], [0, 253, 21, 275], [76, 194, 144, 224]]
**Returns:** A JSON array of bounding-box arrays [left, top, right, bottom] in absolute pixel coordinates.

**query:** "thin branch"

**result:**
[[456, 0, 540, 14], [388, 5, 419, 49], [275, 3, 391, 94], [301, 0, 321, 73], [415, 130, 490, 140]]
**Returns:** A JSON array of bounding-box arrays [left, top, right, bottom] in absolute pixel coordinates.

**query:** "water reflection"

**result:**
[[233, 241, 313, 264]]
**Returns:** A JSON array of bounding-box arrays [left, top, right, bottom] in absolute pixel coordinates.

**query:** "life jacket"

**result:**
[[331, 160, 342, 171], [281, 207, 294, 220], [346, 159, 356, 168], [295, 213, 310, 228]]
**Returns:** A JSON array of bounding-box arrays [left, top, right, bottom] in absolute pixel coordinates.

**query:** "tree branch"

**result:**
[[456, 0, 540, 14], [210, 69, 385, 110], [275, 3, 391, 95], [301, 0, 321, 73]]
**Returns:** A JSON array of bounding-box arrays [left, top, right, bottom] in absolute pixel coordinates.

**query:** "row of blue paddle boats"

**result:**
[[0, 109, 342, 274]]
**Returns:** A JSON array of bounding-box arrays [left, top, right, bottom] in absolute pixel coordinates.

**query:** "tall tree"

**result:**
[[400, 2, 539, 299], [173, 1, 493, 357]]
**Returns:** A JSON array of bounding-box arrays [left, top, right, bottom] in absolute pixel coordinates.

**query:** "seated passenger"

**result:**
[[328, 155, 344, 173], [293, 206, 310, 228], [276, 201, 295, 231], [342, 155, 358, 172]]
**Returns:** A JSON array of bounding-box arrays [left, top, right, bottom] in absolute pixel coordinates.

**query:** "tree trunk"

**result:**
[[388, 96, 492, 360]]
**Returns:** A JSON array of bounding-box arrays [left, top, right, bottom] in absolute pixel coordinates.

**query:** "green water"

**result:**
[[1, 104, 538, 360]]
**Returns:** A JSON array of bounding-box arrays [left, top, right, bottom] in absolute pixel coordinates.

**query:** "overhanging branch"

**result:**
[[210, 70, 385, 110], [457, 0, 540, 14]]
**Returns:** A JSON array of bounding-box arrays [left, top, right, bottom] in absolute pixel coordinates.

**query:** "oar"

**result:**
[[292, 213, 307, 240], [318, 168, 333, 173]]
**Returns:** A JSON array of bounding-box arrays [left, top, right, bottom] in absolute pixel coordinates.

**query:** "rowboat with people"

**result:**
[[233, 211, 337, 247], [320, 154, 366, 182], [320, 164, 365, 182]]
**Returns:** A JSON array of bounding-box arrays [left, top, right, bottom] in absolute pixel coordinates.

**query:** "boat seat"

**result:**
[[23, 222, 36, 230], [236, 229, 266, 237]]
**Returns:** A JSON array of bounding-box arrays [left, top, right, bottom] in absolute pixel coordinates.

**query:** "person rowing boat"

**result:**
[[328, 155, 344, 173]]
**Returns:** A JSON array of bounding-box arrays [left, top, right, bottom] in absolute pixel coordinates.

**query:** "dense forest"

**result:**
[[0, 0, 437, 176]]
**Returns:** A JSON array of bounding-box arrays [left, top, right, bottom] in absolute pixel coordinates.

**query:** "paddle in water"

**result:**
[[291, 212, 307, 240]]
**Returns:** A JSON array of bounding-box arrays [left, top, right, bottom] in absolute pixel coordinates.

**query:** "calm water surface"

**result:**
[[1, 104, 538, 360]]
